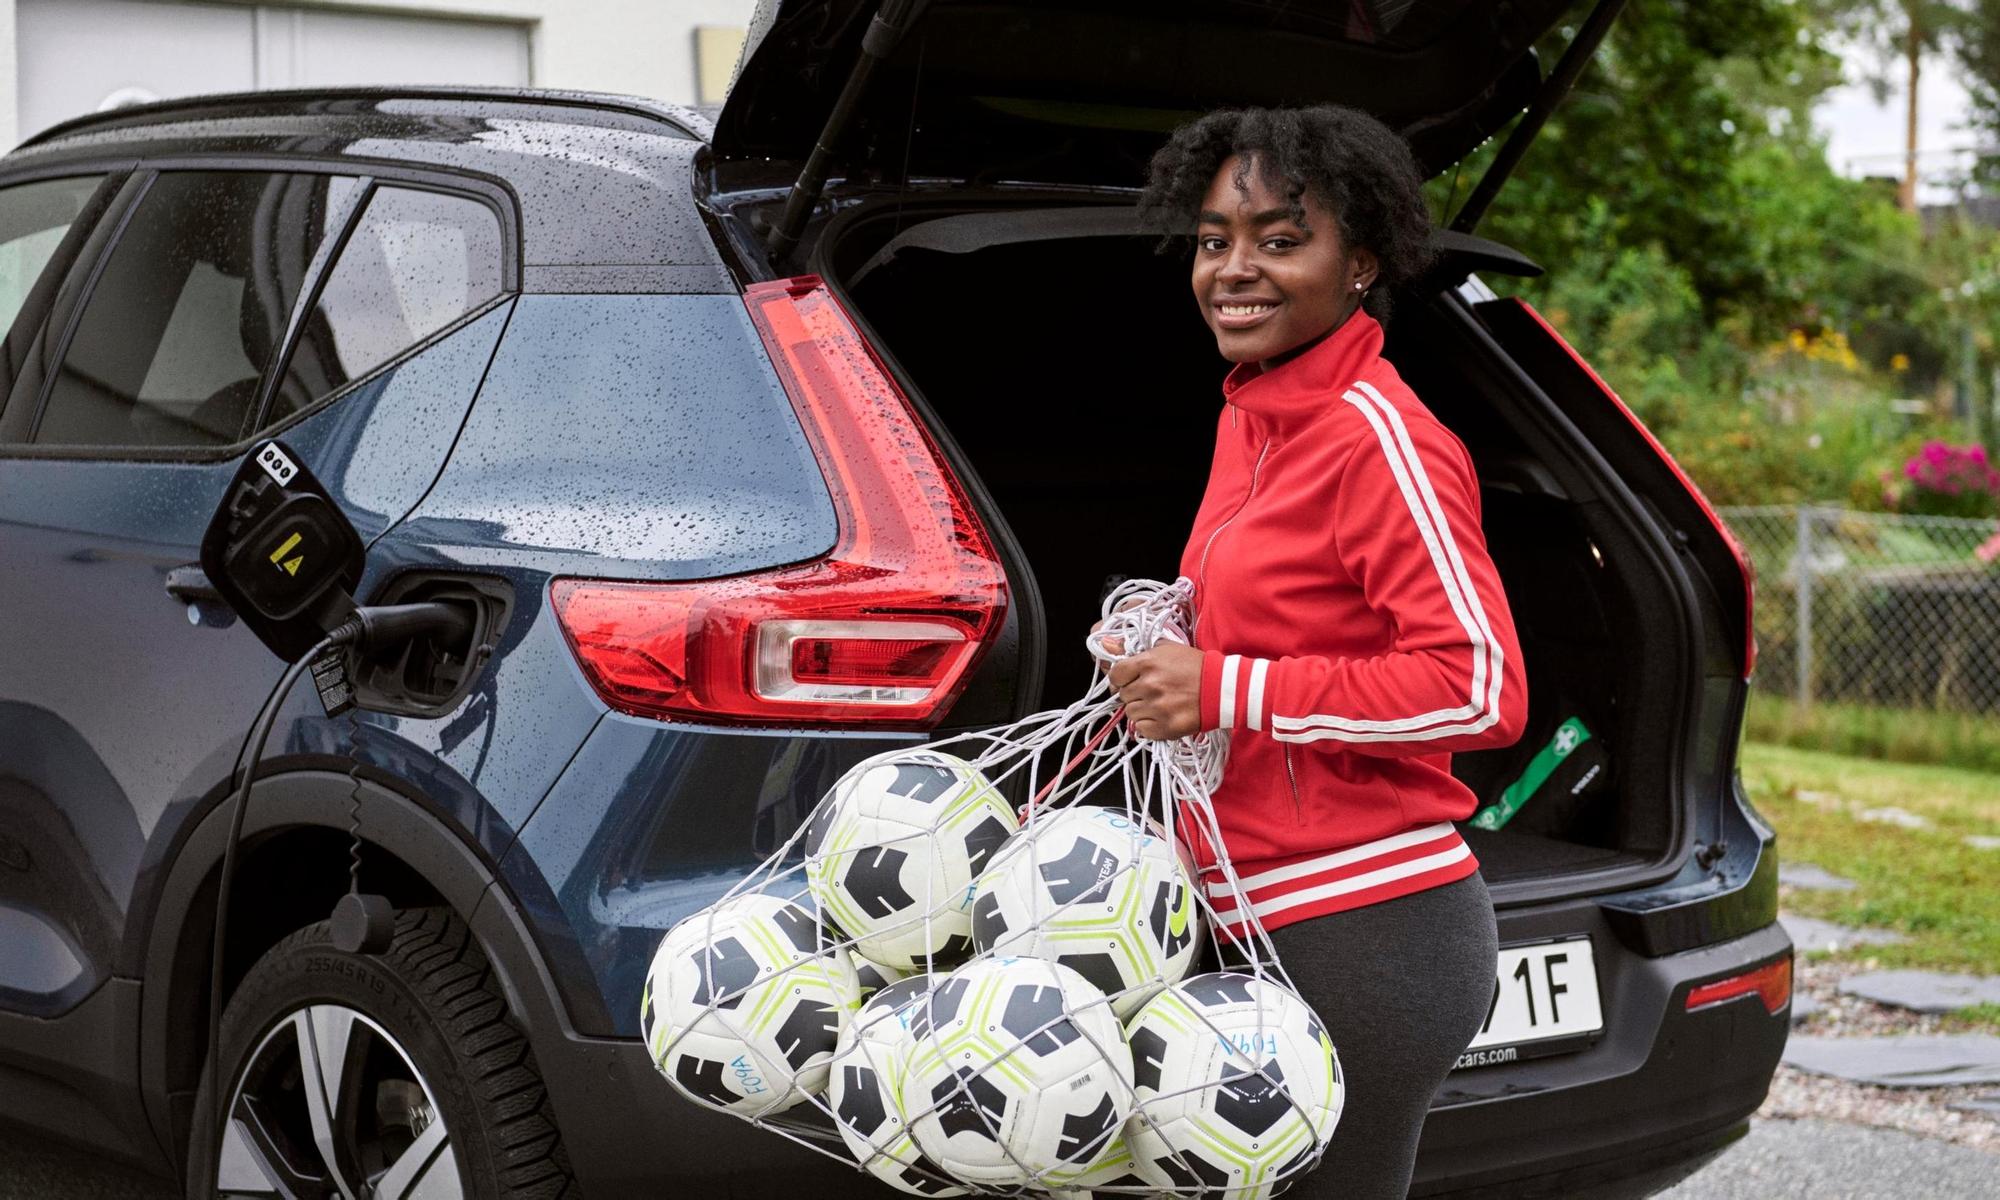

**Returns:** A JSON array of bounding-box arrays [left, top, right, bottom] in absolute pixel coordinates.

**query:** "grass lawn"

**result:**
[[1742, 741, 2000, 985]]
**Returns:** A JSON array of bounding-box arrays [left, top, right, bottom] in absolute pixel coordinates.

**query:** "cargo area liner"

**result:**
[[778, 192, 1710, 902]]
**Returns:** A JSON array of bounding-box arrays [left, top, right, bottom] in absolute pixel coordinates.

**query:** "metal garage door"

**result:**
[[18, 0, 532, 143]]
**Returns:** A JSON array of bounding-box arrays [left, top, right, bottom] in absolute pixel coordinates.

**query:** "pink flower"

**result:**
[[1924, 441, 1950, 464], [1979, 529, 2000, 564]]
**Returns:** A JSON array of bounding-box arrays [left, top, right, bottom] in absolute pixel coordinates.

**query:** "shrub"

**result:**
[[1887, 441, 2000, 519]]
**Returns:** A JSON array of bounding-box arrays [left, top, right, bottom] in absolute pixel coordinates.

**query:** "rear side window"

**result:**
[[0, 175, 101, 342], [269, 185, 505, 424], [32, 171, 358, 449]]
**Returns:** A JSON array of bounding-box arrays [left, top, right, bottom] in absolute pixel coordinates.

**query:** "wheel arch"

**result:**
[[138, 769, 578, 1177]]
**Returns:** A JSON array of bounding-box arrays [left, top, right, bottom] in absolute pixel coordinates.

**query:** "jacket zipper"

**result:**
[[1193, 438, 1271, 639], [1284, 745, 1302, 819]]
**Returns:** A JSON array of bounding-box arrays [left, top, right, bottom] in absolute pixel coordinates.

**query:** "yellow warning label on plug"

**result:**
[[269, 532, 304, 576]]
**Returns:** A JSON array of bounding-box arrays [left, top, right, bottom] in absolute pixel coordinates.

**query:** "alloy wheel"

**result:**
[[216, 1003, 462, 1199]]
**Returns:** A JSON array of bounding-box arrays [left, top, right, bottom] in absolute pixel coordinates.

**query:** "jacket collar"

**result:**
[[1221, 309, 1383, 432]]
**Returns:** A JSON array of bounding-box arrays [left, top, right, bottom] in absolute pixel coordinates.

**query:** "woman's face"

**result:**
[[1192, 153, 1377, 367]]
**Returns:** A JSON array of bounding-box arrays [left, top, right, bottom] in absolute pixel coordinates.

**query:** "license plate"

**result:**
[[1455, 938, 1604, 1070]]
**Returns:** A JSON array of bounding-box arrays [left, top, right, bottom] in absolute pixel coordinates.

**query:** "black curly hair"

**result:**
[[1138, 106, 1434, 320]]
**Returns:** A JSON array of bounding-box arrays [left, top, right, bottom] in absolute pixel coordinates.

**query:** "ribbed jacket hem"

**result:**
[[1201, 822, 1479, 938]]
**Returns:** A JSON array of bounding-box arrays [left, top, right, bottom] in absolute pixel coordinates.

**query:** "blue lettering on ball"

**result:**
[[1223, 1033, 1281, 1056], [731, 1054, 768, 1094]]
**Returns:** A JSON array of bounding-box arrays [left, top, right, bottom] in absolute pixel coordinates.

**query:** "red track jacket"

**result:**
[[1179, 310, 1527, 937]]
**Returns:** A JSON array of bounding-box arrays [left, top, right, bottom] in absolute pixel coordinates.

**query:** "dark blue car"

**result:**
[[0, 2, 1790, 1196]]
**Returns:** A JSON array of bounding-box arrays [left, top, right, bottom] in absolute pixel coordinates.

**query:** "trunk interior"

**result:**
[[810, 200, 1689, 890]]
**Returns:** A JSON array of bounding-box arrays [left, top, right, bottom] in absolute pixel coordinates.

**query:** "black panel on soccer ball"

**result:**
[[837, 1064, 888, 1135], [845, 846, 917, 917], [1214, 1059, 1290, 1137], [1001, 983, 1081, 1055], [1056, 1093, 1120, 1163], [774, 999, 839, 1069], [675, 1055, 739, 1108], [690, 938, 759, 1009], [931, 1067, 1008, 1139], [1038, 840, 1118, 906]]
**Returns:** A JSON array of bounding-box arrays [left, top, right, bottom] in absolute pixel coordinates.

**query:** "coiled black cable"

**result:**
[[200, 602, 469, 1170]]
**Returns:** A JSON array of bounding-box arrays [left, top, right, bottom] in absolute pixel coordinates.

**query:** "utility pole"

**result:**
[[1901, 5, 1923, 213]]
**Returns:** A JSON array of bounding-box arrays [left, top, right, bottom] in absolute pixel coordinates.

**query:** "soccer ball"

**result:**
[[1043, 1135, 1154, 1199], [854, 953, 908, 999], [901, 957, 1133, 1188], [640, 893, 861, 1118], [828, 975, 967, 1197], [970, 806, 1201, 1018], [1124, 973, 1343, 1198], [805, 749, 1017, 971]]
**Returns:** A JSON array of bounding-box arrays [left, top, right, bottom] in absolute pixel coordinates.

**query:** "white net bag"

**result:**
[[639, 578, 1346, 1197]]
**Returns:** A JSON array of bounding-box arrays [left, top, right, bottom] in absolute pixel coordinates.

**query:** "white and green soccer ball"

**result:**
[[901, 957, 1133, 1189], [805, 749, 1017, 971], [970, 806, 1202, 1018], [640, 892, 861, 1119], [827, 975, 967, 1197], [1124, 973, 1343, 1198], [1043, 1134, 1154, 1199], [853, 952, 908, 999]]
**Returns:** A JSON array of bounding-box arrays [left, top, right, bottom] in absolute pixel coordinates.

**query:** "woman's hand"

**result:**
[[1109, 642, 1203, 741]]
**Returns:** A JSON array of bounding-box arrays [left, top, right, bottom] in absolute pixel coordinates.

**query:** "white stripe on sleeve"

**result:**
[[1218, 654, 1241, 730], [1267, 382, 1503, 744], [1246, 658, 1270, 732]]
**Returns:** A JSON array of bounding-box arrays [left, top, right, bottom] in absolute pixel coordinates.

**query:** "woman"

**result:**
[[1108, 106, 1528, 1198]]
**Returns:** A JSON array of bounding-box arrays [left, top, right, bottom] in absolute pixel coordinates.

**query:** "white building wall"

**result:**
[[1, 0, 759, 150]]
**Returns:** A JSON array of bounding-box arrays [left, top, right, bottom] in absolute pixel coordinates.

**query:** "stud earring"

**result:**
[[1354, 281, 1365, 290]]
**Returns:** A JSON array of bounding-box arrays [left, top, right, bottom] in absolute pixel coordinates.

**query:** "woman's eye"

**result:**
[[1264, 237, 1298, 251], [1198, 236, 1227, 252]]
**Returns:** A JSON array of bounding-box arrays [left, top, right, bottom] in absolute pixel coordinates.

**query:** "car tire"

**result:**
[[187, 905, 574, 1198]]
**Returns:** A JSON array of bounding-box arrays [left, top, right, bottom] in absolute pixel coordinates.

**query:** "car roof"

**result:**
[[6, 88, 732, 284]]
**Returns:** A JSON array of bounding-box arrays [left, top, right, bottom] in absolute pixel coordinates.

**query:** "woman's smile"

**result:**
[[1213, 297, 1283, 328]]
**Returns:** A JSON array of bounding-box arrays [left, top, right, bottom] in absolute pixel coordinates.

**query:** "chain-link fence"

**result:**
[[1721, 505, 2000, 713]]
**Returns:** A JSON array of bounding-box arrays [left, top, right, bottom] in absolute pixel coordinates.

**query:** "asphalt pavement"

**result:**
[[2, 1116, 1994, 1197]]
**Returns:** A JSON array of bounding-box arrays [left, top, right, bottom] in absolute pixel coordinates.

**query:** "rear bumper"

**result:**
[[1413, 919, 1791, 1196], [540, 922, 1790, 1197]]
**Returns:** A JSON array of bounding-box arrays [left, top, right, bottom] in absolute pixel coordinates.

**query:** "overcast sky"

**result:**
[[1815, 40, 1979, 204]]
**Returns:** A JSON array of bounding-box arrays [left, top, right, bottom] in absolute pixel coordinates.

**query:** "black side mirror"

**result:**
[[200, 440, 365, 662]]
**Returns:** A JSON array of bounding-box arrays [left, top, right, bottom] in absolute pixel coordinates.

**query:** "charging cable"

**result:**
[[201, 601, 473, 1172]]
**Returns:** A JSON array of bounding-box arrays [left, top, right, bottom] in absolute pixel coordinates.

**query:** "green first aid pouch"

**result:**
[[1469, 717, 1608, 832]]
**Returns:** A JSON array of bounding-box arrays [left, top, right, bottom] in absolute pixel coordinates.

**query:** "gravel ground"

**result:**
[[1781, 953, 2000, 1152]]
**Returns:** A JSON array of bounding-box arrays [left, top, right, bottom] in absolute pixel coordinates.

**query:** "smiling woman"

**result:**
[[1104, 106, 1526, 1200]]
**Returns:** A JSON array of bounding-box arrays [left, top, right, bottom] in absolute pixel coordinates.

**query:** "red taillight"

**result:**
[[1685, 956, 1791, 1015], [551, 277, 1007, 729], [1512, 300, 1758, 678]]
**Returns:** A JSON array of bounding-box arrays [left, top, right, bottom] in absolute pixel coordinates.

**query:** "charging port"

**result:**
[[348, 574, 511, 716]]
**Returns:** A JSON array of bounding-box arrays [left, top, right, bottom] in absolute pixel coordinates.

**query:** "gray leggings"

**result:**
[[1241, 873, 1499, 1199]]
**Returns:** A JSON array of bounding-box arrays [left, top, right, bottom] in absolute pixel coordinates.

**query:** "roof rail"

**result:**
[[17, 85, 712, 150]]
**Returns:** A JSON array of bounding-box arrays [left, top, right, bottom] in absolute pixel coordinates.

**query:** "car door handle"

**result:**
[[167, 564, 237, 628], [165, 563, 223, 604]]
